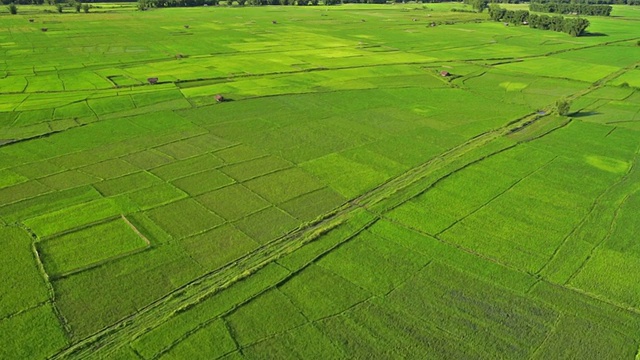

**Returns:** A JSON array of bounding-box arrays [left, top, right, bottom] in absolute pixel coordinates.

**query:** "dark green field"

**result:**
[[1, 2, 640, 359]]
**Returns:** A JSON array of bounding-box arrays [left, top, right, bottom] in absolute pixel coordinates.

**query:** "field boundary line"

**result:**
[[14, 223, 74, 340]]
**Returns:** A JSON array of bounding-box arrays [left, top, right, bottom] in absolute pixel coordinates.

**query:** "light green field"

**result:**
[[1, 3, 639, 359]]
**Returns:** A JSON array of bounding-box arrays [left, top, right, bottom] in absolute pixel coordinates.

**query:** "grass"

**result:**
[[1, 3, 640, 359]]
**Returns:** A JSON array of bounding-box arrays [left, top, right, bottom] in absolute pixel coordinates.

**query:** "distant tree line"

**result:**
[[489, 5, 590, 36], [490, 0, 639, 4], [529, 2, 612, 16], [530, 0, 638, 4], [136, 0, 359, 7]]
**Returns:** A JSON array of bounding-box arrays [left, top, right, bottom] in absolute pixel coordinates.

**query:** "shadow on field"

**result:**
[[582, 32, 608, 37], [571, 111, 600, 118]]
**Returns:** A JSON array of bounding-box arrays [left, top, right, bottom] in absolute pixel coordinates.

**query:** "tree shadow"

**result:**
[[571, 111, 600, 118], [581, 32, 608, 37]]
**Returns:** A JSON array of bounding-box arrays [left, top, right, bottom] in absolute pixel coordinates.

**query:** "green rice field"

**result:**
[[1, 2, 640, 359]]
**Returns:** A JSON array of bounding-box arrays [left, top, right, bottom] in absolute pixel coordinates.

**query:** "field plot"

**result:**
[[1, 3, 640, 359], [38, 217, 150, 278]]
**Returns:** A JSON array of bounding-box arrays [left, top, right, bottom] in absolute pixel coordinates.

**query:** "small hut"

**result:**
[[147, 77, 159, 85], [440, 71, 450, 77], [215, 94, 224, 102]]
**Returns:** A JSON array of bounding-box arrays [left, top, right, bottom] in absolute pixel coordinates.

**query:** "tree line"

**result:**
[[489, 0, 639, 4], [489, 5, 590, 36], [136, 0, 383, 7], [529, 2, 612, 16]]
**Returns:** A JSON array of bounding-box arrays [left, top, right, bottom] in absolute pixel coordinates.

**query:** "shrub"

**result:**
[[8, 3, 17, 14], [82, 3, 89, 12], [56, 3, 63, 12]]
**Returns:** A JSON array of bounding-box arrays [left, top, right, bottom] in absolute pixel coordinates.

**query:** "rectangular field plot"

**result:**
[[495, 57, 619, 83], [243, 167, 324, 204], [37, 217, 149, 277], [301, 153, 396, 199], [123, 150, 174, 170], [214, 144, 267, 164], [126, 183, 188, 211], [171, 169, 235, 196], [233, 206, 301, 244], [149, 153, 223, 181], [279, 264, 372, 321], [93, 171, 163, 197], [0, 304, 68, 360], [160, 319, 236, 360], [23, 199, 123, 239], [279, 187, 346, 222], [317, 230, 429, 295], [0, 227, 50, 318], [241, 323, 343, 360], [0, 180, 51, 206], [145, 198, 223, 240], [180, 225, 259, 272], [226, 288, 308, 347], [79, 159, 139, 180], [154, 140, 207, 160], [196, 184, 270, 221], [220, 155, 292, 182], [38, 170, 100, 191], [0, 186, 102, 224]]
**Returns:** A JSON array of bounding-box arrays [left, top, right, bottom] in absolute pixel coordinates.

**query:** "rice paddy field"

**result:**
[[1, 2, 640, 359]]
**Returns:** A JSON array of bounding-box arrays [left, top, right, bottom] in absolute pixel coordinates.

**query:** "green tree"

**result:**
[[74, 1, 82, 12], [556, 99, 571, 115], [488, 4, 506, 21], [82, 3, 89, 12], [8, 3, 17, 14], [56, 3, 63, 12], [470, 0, 488, 13]]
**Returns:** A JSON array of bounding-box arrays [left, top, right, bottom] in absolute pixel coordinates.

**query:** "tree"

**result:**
[[56, 3, 63, 12], [8, 3, 17, 14], [74, 1, 82, 12], [489, 4, 506, 21], [563, 18, 589, 36], [82, 3, 89, 12], [556, 99, 571, 115], [470, 0, 488, 12]]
